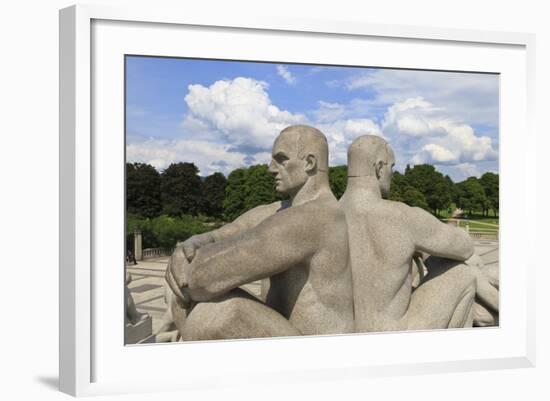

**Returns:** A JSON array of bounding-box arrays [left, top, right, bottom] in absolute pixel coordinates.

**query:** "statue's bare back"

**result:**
[[340, 135, 476, 333]]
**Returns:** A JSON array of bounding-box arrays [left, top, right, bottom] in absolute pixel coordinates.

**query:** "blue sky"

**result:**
[[126, 56, 499, 182]]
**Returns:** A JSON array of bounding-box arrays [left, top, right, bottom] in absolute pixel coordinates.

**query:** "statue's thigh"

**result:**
[[407, 261, 476, 330], [180, 288, 301, 341]]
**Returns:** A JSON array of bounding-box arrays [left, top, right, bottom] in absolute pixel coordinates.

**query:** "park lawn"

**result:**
[[466, 220, 499, 231], [437, 208, 499, 231]]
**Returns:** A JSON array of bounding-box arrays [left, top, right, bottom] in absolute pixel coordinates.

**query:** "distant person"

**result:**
[[127, 250, 137, 265]]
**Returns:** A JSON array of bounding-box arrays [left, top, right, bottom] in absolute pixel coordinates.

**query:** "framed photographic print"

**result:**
[[59, 3, 535, 397]]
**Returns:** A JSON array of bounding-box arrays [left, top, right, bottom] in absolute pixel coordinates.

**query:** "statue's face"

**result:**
[[379, 148, 395, 198], [269, 133, 309, 195]]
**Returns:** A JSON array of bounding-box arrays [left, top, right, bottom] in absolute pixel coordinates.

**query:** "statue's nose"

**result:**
[[268, 160, 277, 175]]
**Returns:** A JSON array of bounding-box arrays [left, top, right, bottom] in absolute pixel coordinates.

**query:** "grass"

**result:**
[[438, 206, 499, 231]]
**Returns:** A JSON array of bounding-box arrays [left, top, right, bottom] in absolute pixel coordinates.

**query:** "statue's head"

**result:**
[[268, 125, 329, 196], [347, 135, 395, 197]]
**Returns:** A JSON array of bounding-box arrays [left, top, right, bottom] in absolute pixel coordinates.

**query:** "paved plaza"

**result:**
[[126, 257, 262, 333], [126, 240, 499, 335]]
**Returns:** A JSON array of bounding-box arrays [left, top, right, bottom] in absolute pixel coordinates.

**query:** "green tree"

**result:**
[[456, 177, 487, 215], [126, 213, 158, 250], [126, 162, 162, 218], [402, 186, 429, 210], [223, 168, 248, 221], [429, 176, 452, 216], [160, 162, 203, 217], [480, 172, 499, 216], [244, 164, 279, 210], [389, 171, 407, 202], [329, 165, 347, 199], [405, 164, 451, 215], [202, 172, 227, 218], [445, 175, 458, 213], [150, 215, 209, 249]]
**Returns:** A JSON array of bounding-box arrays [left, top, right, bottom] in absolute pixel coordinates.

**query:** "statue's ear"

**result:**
[[375, 160, 384, 179], [305, 154, 317, 173]]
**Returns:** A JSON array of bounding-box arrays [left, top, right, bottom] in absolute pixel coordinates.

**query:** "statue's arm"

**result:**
[[174, 208, 318, 302], [407, 207, 474, 261], [181, 201, 283, 261], [211, 201, 283, 241]]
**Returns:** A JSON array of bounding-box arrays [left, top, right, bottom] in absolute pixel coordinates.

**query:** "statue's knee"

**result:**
[[184, 297, 245, 340], [214, 297, 245, 330]]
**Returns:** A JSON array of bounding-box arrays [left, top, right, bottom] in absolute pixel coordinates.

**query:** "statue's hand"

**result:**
[[165, 245, 193, 309], [181, 234, 211, 263]]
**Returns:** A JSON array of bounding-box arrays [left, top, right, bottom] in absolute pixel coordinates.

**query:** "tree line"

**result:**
[[126, 161, 498, 249], [128, 161, 499, 220], [389, 165, 498, 217]]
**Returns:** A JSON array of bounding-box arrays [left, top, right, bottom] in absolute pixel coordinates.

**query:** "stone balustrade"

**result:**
[[142, 247, 174, 259]]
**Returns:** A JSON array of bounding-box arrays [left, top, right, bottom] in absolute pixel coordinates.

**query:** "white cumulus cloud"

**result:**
[[343, 69, 499, 128], [412, 143, 458, 164], [128, 71, 498, 182], [382, 97, 497, 166], [319, 119, 384, 165], [126, 137, 249, 176], [182, 77, 306, 150], [276, 65, 296, 85]]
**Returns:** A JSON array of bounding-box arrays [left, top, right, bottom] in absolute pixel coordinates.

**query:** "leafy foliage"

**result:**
[[479, 172, 499, 216], [223, 168, 248, 221], [329, 165, 347, 199], [404, 164, 451, 215], [126, 163, 162, 218], [401, 186, 429, 210], [160, 162, 203, 217], [388, 171, 407, 203], [202, 172, 227, 218], [125, 159, 498, 224], [244, 165, 280, 210], [223, 164, 283, 221], [126, 213, 216, 250], [456, 177, 487, 215]]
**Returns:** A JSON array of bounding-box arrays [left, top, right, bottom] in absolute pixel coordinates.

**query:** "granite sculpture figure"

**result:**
[[339, 135, 499, 332], [125, 271, 153, 343], [165, 125, 355, 340]]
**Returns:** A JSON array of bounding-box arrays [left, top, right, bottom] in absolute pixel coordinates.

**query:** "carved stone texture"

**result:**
[[339, 135, 499, 332], [165, 125, 354, 340], [125, 271, 154, 344]]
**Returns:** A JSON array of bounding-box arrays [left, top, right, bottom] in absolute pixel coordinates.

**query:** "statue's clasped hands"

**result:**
[[165, 242, 195, 309]]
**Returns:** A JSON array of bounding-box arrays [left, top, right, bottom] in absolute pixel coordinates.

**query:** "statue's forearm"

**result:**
[[184, 242, 263, 302]]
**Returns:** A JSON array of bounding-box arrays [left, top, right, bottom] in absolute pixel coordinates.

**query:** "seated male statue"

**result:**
[[339, 135, 499, 332], [165, 125, 355, 340]]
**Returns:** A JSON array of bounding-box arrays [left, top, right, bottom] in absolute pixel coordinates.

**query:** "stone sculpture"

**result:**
[[125, 271, 153, 343], [339, 135, 499, 332], [165, 125, 355, 340], [160, 128, 499, 341]]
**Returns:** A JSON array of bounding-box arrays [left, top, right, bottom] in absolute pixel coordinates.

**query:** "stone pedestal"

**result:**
[[134, 229, 143, 261], [125, 315, 153, 344]]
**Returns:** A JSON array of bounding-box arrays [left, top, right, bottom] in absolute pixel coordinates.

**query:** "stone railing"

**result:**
[[442, 219, 499, 241], [468, 230, 498, 240], [142, 247, 174, 259]]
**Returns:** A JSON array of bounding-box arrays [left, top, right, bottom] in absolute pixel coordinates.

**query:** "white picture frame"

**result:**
[[59, 3, 536, 397]]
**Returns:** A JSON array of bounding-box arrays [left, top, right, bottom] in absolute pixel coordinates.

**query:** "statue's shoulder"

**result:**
[[379, 198, 413, 218], [253, 200, 288, 215], [278, 195, 338, 219]]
